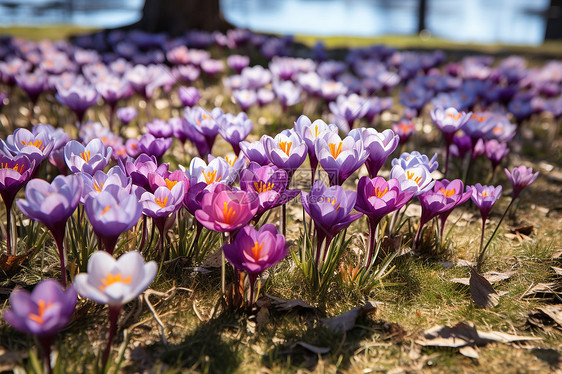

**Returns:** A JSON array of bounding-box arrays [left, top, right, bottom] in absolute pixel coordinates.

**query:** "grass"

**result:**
[[0, 26, 561, 373]]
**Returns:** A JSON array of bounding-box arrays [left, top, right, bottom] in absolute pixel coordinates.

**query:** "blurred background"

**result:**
[[0, 0, 558, 45]]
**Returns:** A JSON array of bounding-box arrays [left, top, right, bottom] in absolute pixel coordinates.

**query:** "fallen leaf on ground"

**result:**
[[522, 283, 562, 300], [450, 270, 515, 286], [459, 346, 479, 359], [469, 268, 500, 308], [201, 249, 222, 268], [292, 342, 330, 355], [321, 302, 377, 333], [528, 305, 562, 329], [0, 250, 33, 275], [416, 321, 540, 350], [551, 267, 562, 276], [260, 294, 320, 315]]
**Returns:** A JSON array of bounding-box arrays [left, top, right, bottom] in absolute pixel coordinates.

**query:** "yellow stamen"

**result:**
[[482, 191, 488, 197], [21, 140, 43, 150], [278, 141, 292, 156], [202, 170, 220, 184], [80, 151, 91, 162], [225, 156, 237, 167], [250, 241, 264, 260], [328, 142, 343, 159], [155, 196, 168, 208], [99, 272, 132, 291], [0, 163, 25, 174], [374, 186, 388, 198], [165, 179, 178, 190], [28, 300, 52, 325], [406, 171, 422, 185], [309, 124, 320, 138], [222, 202, 236, 224], [446, 112, 462, 120], [253, 181, 274, 193], [439, 188, 456, 197], [94, 181, 104, 193]]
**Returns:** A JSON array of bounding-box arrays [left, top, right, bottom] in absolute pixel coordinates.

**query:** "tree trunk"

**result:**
[[129, 0, 234, 35], [545, 0, 562, 40]]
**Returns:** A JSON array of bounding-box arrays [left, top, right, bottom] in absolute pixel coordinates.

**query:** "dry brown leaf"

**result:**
[[416, 321, 540, 349], [321, 302, 377, 333], [535, 305, 562, 326], [522, 283, 562, 300], [201, 249, 222, 268], [450, 270, 515, 286], [469, 268, 500, 308], [551, 266, 562, 276], [0, 250, 33, 275], [263, 294, 320, 315], [459, 346, 479, 359]]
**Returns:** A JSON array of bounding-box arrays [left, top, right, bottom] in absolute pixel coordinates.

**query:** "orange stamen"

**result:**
[[253, 181, 274, 193], [250, 241, 264, 260], [328, 142, 343, 159], [439, 188, 456, 197], [202, 170, 219, 184], [278, 141, 292, 156], [101, 206, 111, 215], [222, 202, 236, 224], [99, 272, 132, 291], [225, 156, 237, 167], [80, 151, 91, 162], [28, 300, 52, 325], [155, 196, 168, 208], [165, 179, 179, 190], [374, 186, 388, 198], [446, 112, 462, 120], [21, 140, 43, 150]]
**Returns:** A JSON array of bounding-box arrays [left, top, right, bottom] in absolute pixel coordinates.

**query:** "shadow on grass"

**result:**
[[154, 312, 243, 374]]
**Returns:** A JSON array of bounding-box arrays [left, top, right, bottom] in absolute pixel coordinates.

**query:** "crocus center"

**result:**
[[439, 188, 456, 197], [155, 196, 168, 208], [196, 113, 213, 126], [225, 156, 237, 167], [254, 181, 274, 193], [165, 179, 178, 190], [482, 191, 489, 197], [202, 170, 221, 184], [492, 126, 502, 135], [309, 124, 320, 138], [222, 201, 237, 224], [323, 196, 341, 210], [94, 181, 104, 192], [21, 139, 43, 150], [250, 241, 264, 261], [278, 141, 292, 156], [406, 171, 422, 185], [99, 272, 132, 291], [399, 123, 413, 133], [101, 206, 111, 215], [471, 114, 490, 123], [0, 162, 25, 174], [446, 112, 462, 120], [28, 300, 53, 325], [329, 142, 343, 159], [80, 150, 91, 162], [374, 186, 388, 198]]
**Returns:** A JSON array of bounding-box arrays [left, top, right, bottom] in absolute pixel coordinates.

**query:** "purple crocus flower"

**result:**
[[1, 128, 54, 168], [195, 184, 259, 233], [355, 176, 414, 265], [273, 80, 301, 111], [85, 185, 143, 254], [433, 179, 472, 237], [315, 131, 368, 185], [116, 107, 138, 124], [184, 106, 222, 155], [121, 154, 168, 190], [239, 137, 270, 166], [137, 133, 173, 162], [0, 154, 35, 254], [504, 166, 538, 199], [328, 93, 369, 131], [17, 175, 83, 287], [430, 107, 472, 174], [56, 81, 99, 125], [223, 224, 288, 305], [232, 89, 257, 112], [186, 156, 235, 187], [389, 164, 435, 197], [293, 115, 338, 181], [178, 86, 200, 107], [392, 151, 439, 173], [352, 128, 399, 178], [218, 112, 253, 154], [263, 129, 307, 179], [79, 165, 131, 203], [227, 54, 250, 74], [392, 120, 416, 146], [146, 119, 173, 138], [485, 139, 510, 174], [301, 181, 362, 263], [3, 279, 77, 373], [471, 183, 502, 224], [64, 139, 112, 175], [257, 88, 275, 106], [15, 71, 49, 106], [239, 162, 300, 220]]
